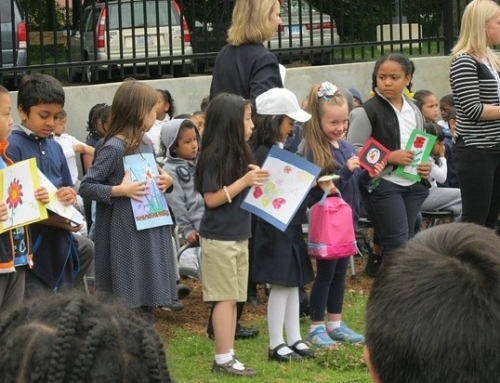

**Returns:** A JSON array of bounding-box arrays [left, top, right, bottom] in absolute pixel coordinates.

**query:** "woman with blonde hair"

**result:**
[[449, 0, 500, 227], [209, 0, 283, 104]]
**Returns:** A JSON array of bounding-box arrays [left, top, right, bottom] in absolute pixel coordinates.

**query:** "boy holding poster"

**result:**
[[250, 88, 316, 362], [0, 85, 49, 310]]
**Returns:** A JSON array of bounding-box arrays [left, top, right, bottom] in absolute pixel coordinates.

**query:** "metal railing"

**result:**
[[0, 0, 467, 88]]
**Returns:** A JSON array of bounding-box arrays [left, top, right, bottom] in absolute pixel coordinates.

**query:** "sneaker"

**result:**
[[211, 358, 256, 377], [328, 322, 364, 344], [306, 326, 337, 349], [177, 283, 191, 300], [161, 299, 184, 312], [365, 251, 383, 278]]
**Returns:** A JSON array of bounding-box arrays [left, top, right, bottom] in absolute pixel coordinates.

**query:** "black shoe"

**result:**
[[235, 324, 259, 340], [365, 251, 383, 278], [289, 340, 315, 359], [177, 283, 191, 300], [268, 343, 303, 362]]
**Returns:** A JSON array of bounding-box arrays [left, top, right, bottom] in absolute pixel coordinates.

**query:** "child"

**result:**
[[414, 89, 440, 122], [79, 80, 177, 323], [441, 107, 459, 188], [83, 103, 108, 174], [54, 110, 95, 189], [0, 292, 172, 382], [437, 93, 455, 134], [191, 111, 205, 136], [420, 122, 462, 219], [251, 88, 315, 361], [0, 85, 49, 311], [301, 81, 384, 348], [365, 223, 500, 383], [146, 89, 175, 161], [7, 74, 95, 295], [348, 53, 431, 278], [194, 93, 270, 377]]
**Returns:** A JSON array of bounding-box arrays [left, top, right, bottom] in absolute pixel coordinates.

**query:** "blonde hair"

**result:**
[[227, 0, 282, 46], [106, 79, 159, 154], [452, 0, 500, 69], [302, 83, 348, 175]]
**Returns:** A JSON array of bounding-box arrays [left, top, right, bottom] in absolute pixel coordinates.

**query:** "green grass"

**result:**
[[164, 290, 370, 383]]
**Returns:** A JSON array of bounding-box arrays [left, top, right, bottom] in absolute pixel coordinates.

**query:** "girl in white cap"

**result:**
[[251, 88, 316, 362]]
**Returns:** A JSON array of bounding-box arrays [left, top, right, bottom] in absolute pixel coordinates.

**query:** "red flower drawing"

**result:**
[[413, 136, 426, 149], [253, 186, 263, 199], [6, 178, 23, 208]]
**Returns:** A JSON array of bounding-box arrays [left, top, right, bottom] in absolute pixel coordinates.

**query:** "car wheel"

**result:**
[[195, 60, 206, 74], [66, 66, 82, 83], [312, 51, 332, 66], [173, 65, 190, 78], [149, 64, 163, 79]]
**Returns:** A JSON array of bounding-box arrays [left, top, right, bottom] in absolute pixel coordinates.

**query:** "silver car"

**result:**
[[65, 0, 192, 83], [0, 0, 27, 88], [267, 0, 340, 65]]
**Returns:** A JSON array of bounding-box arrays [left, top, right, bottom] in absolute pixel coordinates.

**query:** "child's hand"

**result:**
[[156, 168, 173, 193], [347, 155, 360, 172], [317, 179, 338, 195], [244, 165, 270, 187], [34, 186, 50, 204], [0, 202, 8, 222], [417, 162, 432, 179], [56, 187, 77, 206], [369, 162, 386, 178], [187, 231, 199, 245], [120, 170, 149, 202], [388, 150, 414, 166]]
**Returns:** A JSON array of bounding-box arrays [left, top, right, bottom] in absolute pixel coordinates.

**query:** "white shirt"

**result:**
[[54, 133, 84, 185]]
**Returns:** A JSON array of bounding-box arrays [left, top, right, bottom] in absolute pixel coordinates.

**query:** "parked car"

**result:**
[[65, 0, 192, 83], [190, 0, 339, 73], [0, 0, 27, 88]]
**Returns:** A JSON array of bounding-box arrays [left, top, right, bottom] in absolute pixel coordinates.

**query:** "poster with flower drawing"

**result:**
[[241, 146, 320, 232], [395, 129, 437, 181], [123, 153, 173, 231], [0, 158, 48, 234]]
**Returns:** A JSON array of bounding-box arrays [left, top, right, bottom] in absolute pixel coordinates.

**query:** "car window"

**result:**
[[108, 1, 179, 29], [0, 2, 13, 23], [281, 1, 317, 14]]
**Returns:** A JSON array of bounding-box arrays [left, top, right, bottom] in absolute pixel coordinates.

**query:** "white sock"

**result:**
[[284, 287, 304, 347], [215, 352, 233, 366], [327, 321, 342, 332], [267, 285, 289, 350], [309, 324, 325, 332]]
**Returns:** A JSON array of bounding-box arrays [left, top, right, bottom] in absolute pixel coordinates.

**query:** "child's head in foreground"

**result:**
[[365, 222, 500, 383], [0, 292, 172, 382], [0, 85, 13, 140]]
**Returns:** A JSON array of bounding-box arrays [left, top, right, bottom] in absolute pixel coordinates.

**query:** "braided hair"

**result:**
[[0, 292, 172, 383], [86, 103, 107, 141], [371, 53, 416, 94]]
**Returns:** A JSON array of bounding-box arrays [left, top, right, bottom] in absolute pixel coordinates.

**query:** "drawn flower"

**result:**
[[144, 166, 155, 180], [253, 186, 263, 199], [272, 198, 286, 209], [6, 178, 23, 208], [413, 136, 426, 149], [283, 165, 292, 174]]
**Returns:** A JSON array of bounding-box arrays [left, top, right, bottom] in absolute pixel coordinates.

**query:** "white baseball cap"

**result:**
[[256, 88, 311, 123]]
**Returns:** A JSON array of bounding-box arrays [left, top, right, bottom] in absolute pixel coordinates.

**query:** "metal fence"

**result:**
[[0, 0, 468, 88]]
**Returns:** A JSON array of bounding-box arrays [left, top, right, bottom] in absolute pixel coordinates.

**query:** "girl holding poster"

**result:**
[[302, 82, 384, 349], [347, 53, 431, 278], [250, 88, 315, 362]]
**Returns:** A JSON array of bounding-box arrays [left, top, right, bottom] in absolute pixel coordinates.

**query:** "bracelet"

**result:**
[[223, 186, 232, 204]]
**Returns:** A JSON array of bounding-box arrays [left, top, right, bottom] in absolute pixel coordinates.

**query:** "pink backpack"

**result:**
[[308, 193, 357, 260]]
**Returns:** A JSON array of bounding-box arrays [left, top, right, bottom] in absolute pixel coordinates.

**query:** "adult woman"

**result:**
[[449, 0, 500, 227], [209, 0, 283, 104]]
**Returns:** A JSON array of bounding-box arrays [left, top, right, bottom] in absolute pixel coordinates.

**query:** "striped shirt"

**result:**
[[449, 53, 500, 148]]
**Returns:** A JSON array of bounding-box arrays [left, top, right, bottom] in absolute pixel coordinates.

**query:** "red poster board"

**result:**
[[357, 137, 390, 175]]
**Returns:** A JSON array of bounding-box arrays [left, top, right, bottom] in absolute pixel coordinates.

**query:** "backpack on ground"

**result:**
[[307, 191, 357, 260]]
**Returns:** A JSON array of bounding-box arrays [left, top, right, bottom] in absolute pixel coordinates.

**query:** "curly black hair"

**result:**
[[0, 292, 172, 383]]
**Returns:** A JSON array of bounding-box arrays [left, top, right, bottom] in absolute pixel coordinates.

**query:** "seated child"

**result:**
[[7, 74, 94, 294], [437, 93, 454, 135], [420, 122, 462, 220], [0, 292, 172, 382], [440, 107, 459, 188], [365, 223, 500, 383]]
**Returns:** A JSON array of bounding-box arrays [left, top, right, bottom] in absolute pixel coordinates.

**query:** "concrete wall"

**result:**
[[9, 55, 453, 142]]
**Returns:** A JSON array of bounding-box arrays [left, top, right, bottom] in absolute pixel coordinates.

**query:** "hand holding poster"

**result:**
[[395, 130, 436, 181], [240, 146, 320, 232]]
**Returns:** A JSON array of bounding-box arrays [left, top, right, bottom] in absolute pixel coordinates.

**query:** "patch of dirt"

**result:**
[[154, 256, 373, 339]]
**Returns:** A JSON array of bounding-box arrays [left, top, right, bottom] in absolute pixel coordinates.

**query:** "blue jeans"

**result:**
[[309, 257, 349, 321], [361, 179, 429, 256]]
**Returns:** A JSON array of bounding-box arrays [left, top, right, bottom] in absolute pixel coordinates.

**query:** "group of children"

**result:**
[[0, 52, 467, 379]]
